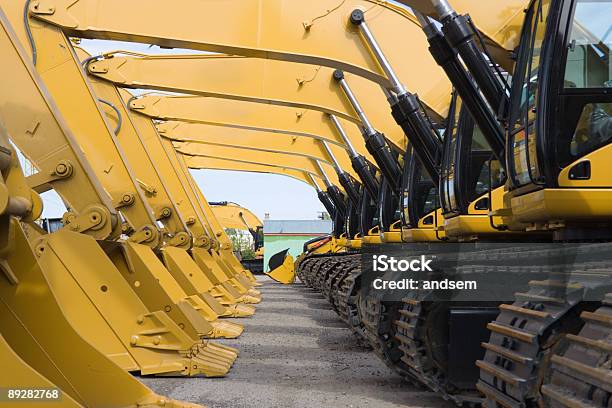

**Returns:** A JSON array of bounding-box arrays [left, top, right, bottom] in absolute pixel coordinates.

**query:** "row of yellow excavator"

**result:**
[[0, 0, 609, 407]]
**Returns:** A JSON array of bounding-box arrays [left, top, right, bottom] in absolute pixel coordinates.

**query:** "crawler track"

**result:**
[[298, 244, 611, 407], [542, 293, 612, 408]]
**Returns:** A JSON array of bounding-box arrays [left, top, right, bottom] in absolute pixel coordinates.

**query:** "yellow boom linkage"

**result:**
[[130, 94, 376, 163], [1, 2, 241, 377], [0, 109, 201, 408]]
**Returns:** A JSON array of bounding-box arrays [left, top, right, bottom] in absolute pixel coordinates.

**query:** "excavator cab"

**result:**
[[253, 226, 264, 253], [360, 177, 382, 245], [345, 188, 363, 249], [506, 0, 612, 239], [378, 178, 402, 243], [401, 147, 442, 242], [440, 98, 508, 238]]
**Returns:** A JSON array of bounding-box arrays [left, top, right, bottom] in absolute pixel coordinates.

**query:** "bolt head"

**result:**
[[56, 163, 67, 174], [350, 9, 364, 25]]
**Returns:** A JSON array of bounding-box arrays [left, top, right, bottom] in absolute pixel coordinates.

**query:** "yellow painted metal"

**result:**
[[395, 0, 528, 69], [119, 94, 258, 315], [161, 246, 255, 318], [180, 146, 345, 190], [84, 62, 193, 250], [154, 136, 263, 296], [0, 223, 201, 407], [266, 254, 296, 285], [165, 123, 358, 184], [37, 229, 237, 377], [0, 103, 198, 406], [302, 236, 335, 255], [381, 220, 402, 243], [11, 11, 164, 248], [174, 152, 264, 290], [88, 54, 413, 149], [130, 94, 376, 162], [30, 0, 450, 116], [0, 11, 117, 241], [510, 189, 612, 226], [443, 187, 521, 239], [158, 121, 360, 180], [336, 234, 349, 248], [150, 121, 263, 302], [0, 4, 239, 376], [211, 202, 263, 232], [76, 50, 245, 342], [402, 208, 447, 242], [186, 157, 323, 187], [104, 240, 244, 339], [0, 335, 83, 408], [505, 144, 612, 232], [87, 61, 249, 333]]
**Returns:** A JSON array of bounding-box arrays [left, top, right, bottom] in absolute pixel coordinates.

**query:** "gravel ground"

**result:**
[[140, 276, 452, 408]]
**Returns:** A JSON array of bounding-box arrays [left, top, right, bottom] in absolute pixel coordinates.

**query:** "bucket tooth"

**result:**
[[210, 320, 244, 339], [247, 288, 262, 297], [221, 304, 256, 318], [171, 341, 238, 377], [238, 294, 262, 304], [135, 395, 202, 408]]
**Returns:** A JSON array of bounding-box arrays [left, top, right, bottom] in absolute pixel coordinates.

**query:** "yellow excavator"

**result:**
[[5, 0, 608, 406], [211, 201, 264, 259], [0, 2, 272, 381], [0, 105, 201, 408], [79, 1, 610, 405], [3, 0, 440, 404], [0, 7, 203, 406]]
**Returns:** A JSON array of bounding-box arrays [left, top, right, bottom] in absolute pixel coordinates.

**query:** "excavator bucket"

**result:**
[[103, 241, 243, 339], [35, 229, 237, 377], [162, 246, 256, 317], [0, 218, 200, 407], [266, 249, 296, 285], [192, 248, 262, 304], [0, 335, 83, 408]]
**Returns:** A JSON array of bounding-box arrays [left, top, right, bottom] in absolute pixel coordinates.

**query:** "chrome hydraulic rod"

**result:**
[[350, 9, 407, 96], [333, 70, 401, 191], [315, 160, 347, 217], [310, 172, 337, 219], [321, 140, 343, 173], [329, 114, 380, 200], [321, 140, 361, 207], [349, 10, 442, 184]]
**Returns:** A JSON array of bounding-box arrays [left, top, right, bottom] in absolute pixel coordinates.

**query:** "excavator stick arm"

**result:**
[[159, 121, 361, 180], [87, 55, 418, 150], [0, 9, 117, 240], [131, 94, 377, 163]]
